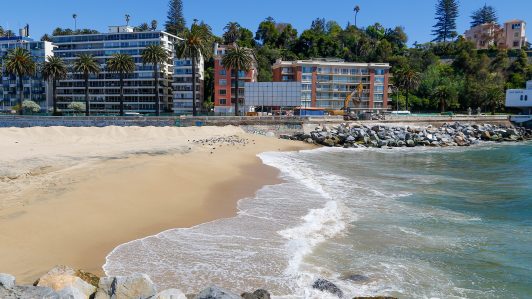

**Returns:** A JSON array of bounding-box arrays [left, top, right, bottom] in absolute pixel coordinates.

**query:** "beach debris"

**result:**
[[155, 288, 187, 299], [241, 289, 271, 299], [94, 273, 156, 299], [194, 285, 240, 299], [36, 265, 96, 298], [0, 273, 16, 289], [283, 122, 532, 148], [312, 278, 344, 298]]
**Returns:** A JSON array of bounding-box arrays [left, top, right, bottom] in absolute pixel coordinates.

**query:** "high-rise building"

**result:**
[[272, 58, 391, 111], [213, 44, 258, 114], [0, 35, 54, 112], [173, 56, 204, 115], [52, 26, 178, 114]]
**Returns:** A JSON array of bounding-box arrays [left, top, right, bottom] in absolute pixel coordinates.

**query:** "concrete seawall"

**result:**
[[0, 115, 512, 136]]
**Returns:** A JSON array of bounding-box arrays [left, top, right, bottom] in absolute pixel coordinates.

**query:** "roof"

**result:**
[[273, 59, 391, 69], [504, 19, 526, 24]]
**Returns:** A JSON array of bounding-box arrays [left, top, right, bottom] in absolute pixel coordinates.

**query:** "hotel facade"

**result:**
[[0, 36, 54, 111], [272, 58, 391, 111]]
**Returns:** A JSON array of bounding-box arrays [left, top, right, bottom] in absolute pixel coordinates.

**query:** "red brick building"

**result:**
[[213, 44, 258, 114], [272, 58, 391, 111]]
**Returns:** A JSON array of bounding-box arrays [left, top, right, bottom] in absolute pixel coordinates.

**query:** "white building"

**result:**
[[52, 26, 178, 114], [506, 80, 532, 116], [0, 35, 55, 112], [173, 56, 204, 115]]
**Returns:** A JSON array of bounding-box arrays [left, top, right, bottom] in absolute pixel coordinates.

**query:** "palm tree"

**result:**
[[107, 53, 135, 116], [175, 22, 213, 116], [142, 45, 169, 116], [125, 14, 131, 26], [4, 47, 36, 115], [42, 56, 67, 115], [221, 44, 255, 116], [354, 5, 361, 28], [73, 54, 100, 116], [73, 14, 77, 31], [223, 22, 241, 44], [394, 67, 420, 111]]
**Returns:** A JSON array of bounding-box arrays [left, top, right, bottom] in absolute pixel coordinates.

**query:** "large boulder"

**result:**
[[155, 288, 187, 299], [0, 273, 16, 289], [0, 285, 60, 299], [312, 278, 343, 298], [57, 286, 87, 299], [94, 273, 156, 299], [194, 285, 240, 299], [37, 266, 96, 298], [353, 297, 397, 299]]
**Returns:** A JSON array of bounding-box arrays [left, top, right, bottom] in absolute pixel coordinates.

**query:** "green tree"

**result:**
[[176, 22, 214, 116], [255, 17, 279, 46], [223, 22, 241, 44], [142, 45, 169, 116], [394, 67, 421, 111], [470, 5, 498, 27], [73, 54, 100, 116], [221, 45, 255, 116], [42, 56, 68, 115], [4, 47, 36, 115], [432, 0, 459, 42], [107, 54, 136, 116], [165, 0, 186, 35]]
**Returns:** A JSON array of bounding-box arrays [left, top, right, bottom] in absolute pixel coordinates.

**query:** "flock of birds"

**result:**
[[188, 135, 256, 154]]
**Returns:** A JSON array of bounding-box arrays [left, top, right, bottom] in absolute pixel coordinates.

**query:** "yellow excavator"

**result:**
[[328, 83, 364, 120]]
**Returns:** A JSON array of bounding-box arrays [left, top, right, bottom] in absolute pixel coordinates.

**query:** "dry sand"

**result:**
[[0, 126, 312, 283]]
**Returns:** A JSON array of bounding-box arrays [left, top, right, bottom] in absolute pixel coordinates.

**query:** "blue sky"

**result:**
[[1, 0, 530, 45]]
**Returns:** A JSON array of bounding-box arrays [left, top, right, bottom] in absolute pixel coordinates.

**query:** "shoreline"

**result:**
[[0, 126, 313, 284]]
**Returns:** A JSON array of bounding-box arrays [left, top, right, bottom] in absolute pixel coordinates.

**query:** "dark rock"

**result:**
[[241, 289, 270, 299], [312, 278, 343, 298], [343, 274, 370, 282], [353, 297, 397, 299]]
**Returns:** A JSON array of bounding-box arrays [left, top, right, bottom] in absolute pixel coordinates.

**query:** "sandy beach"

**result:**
[[0, 126, 312, 284]]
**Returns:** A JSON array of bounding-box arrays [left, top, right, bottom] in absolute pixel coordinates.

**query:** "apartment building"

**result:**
[[173, 56, 204, 115], [464, 20, 527, 50], [213, 44, 258, 114], [52, 26, 178, 114], [0, 35, 54, 111], [272, 58, 391, 111], [504, 20, 527, 49]]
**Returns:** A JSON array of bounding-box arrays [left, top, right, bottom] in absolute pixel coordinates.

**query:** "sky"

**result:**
[[1, 0, 531, 46]]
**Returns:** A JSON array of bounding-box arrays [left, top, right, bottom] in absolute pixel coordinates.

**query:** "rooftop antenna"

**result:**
[[72, 14, 77, 31]]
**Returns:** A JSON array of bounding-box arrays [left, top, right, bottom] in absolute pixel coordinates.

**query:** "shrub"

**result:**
[[68, 102, 86, 114], [22, 100, 41, 113]]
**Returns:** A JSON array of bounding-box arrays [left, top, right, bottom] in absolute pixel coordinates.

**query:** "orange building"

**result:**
[[213, 44, 258, 114], [272, 58, 391, 111]]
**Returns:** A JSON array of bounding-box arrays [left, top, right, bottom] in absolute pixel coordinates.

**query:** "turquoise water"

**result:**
[[105, 143, 532, 298]]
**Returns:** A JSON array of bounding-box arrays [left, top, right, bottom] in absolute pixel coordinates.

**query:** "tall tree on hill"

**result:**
[[470, 4, 498, 27], [432, 0, 459, 42], [255, 17, 279, 46], [165, 0, 186, 35]]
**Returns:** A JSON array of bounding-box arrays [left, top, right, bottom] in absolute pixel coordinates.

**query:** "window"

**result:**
[[219, 89, 227, 95], [219, 98, 226, 105], [375, 77, 385, 83], [514, 41, 520, 47], [374, 69, 385, 75], [219, 79, 227, 86], [515, 32, 520, 38], [302, 66, 313, 73], [219, 69, 227, 76]]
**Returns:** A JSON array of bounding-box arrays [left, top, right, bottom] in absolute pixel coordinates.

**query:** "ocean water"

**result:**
[[104, 143, 532, 299]]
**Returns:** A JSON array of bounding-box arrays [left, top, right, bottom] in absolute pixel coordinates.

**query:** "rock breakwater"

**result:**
[[281, 122, 532, 148], [0, 266, 398, 299]]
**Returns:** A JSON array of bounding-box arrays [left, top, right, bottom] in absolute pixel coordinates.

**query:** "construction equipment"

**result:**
[[343, 83, 364, 121]]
